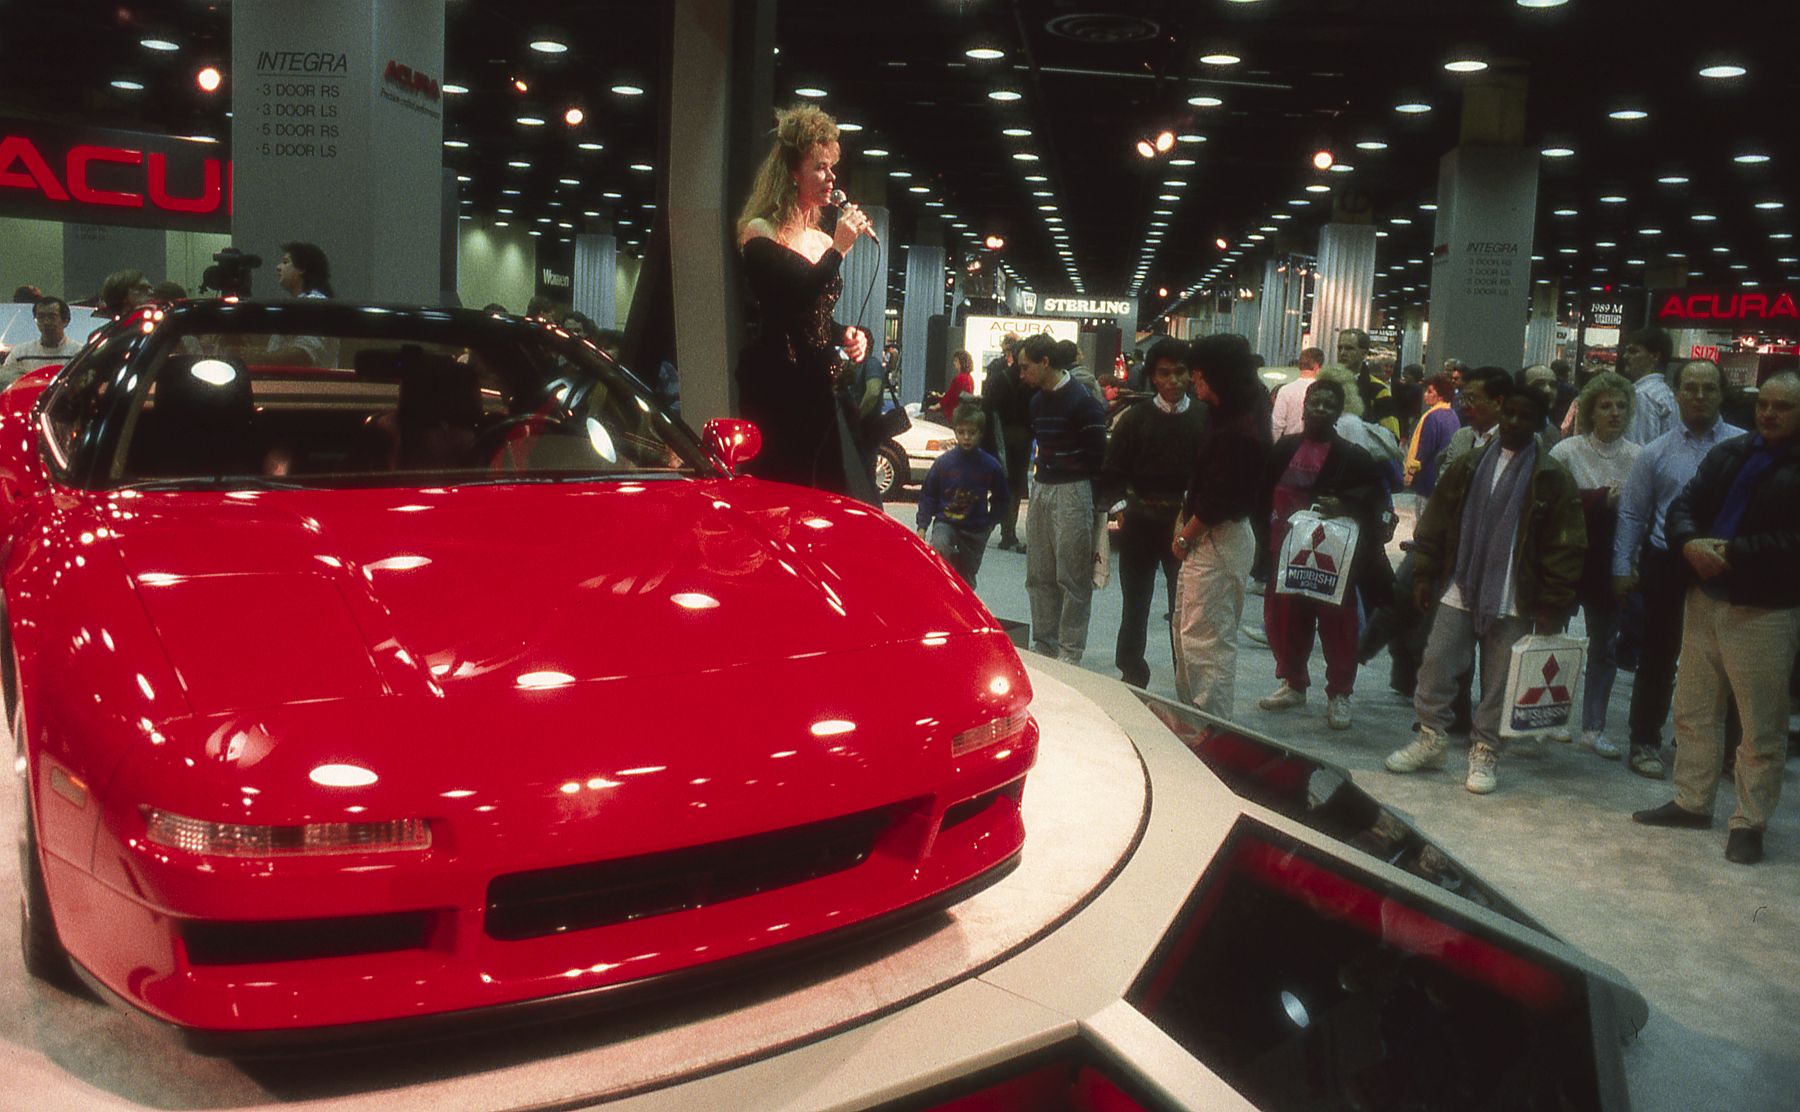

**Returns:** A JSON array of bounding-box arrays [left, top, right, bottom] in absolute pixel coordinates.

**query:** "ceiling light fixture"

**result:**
[[1395, 102, 1432, 114], [1356, 140, 1389, 151], [442, 83, 468, 95], [1540, 146, 1575, 158], [563, 107, 585, 126], [1444, 59, 1488, 73], [516, 116, 546, 126], [195, 66, 222, 93], [1733, 152, 1771, 164], [965, 47, 1004, 61], [1657, 175, 1690, 185], [1517, 0, 1570, 7], [610, 83, 644, 96], [988, 89, 1022, 102], [140, 38, 179, 52], [110, 79, 145, 91], [1199, 53, 1241, 66], [1312, 149, 1334, 170], [1608, 109, 1649, 121], [1698, 64, 1747, 79], [529, 39, 568, 54], [1186, 96, 1224, 108], [513, 78, 530, 93]]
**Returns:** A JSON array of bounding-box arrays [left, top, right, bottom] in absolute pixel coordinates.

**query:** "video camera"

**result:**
[[202, 247, 262, 299]]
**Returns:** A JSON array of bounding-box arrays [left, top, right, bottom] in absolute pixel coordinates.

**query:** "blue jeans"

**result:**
[[1578, 597, 1621, 733]]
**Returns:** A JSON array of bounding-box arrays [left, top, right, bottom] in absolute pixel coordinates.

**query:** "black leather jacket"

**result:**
[[1665, 434, 1800, 609]]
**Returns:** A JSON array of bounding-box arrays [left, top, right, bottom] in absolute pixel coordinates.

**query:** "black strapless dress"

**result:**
[[736, 238, 872, 501]]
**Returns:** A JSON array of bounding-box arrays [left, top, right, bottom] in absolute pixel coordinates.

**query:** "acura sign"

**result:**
[[1652, 287, 1799, 326], [0, 119, 231, 232]]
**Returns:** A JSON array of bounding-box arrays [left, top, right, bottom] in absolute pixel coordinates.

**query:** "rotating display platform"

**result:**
[[3, 661, 1645, 1110]]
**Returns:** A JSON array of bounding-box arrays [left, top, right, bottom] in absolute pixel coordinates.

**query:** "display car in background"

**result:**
[[874, 402, 953, 498], [0, 300, 1037, 1051]]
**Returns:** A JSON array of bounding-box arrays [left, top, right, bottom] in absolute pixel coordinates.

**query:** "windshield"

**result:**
[[105, 316, 708, 488]]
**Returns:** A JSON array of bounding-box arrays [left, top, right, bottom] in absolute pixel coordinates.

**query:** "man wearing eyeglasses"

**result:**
[[1, 297, 84, 387]]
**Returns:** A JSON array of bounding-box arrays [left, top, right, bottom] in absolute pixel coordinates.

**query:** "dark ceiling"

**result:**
[[7, 1, 1796, 326]]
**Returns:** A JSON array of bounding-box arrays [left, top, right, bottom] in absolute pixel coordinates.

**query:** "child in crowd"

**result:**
[[916, 406, 1010, 587]]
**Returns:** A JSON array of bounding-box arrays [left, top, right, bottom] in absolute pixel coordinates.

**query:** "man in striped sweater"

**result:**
[[1020, 332, 1109, 663]]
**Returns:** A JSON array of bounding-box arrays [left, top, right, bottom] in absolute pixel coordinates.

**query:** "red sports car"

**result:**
[[2, 300, 1036, 1050]]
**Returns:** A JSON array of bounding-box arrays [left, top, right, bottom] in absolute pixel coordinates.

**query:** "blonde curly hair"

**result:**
[[1314, 364, 1364, 416], [736, 104, 840, 240]]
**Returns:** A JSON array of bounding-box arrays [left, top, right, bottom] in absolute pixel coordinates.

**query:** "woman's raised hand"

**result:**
[[832, 203, 869, 254]]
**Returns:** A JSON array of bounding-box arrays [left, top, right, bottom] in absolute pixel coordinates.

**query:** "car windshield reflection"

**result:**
[[104, 314, 706, 489]]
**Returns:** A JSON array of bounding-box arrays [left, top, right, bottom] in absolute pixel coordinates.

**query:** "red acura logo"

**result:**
[[384, 60, 441, 99], [1656, 290, 1799, 323], [0, 133, 230, 215]]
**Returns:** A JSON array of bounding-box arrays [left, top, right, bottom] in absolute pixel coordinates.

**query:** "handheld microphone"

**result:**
[[829, 189, 880, 245]]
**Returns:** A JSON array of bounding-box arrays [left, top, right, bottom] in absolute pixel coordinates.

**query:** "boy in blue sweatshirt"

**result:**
[[917, 406, 1010, 587]]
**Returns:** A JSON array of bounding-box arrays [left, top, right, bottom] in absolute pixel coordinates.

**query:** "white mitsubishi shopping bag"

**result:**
[[1501, 633, 1587, 739], [1275, 507, 1358, 606]]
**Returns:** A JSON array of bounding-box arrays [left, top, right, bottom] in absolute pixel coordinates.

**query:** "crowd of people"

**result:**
[[891, 317, 1798, 868]]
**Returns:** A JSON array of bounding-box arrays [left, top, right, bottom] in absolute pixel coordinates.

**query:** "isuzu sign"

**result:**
[[1040, 296, 1135, 317], [0, 119, 230, 232], [1653, 287, 1799, 326]]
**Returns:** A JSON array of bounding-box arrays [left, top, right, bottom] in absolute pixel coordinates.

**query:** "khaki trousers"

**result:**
[[1173, 518, 1256, 718], [1671, 589, 1800, 831]]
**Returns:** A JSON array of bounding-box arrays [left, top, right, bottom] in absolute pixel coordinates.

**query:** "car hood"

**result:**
[[112, 479, 994, 714]]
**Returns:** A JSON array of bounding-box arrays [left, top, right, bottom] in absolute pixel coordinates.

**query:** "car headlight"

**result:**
[[143, 808, 431, 856], [952, 708, 1029, 757]]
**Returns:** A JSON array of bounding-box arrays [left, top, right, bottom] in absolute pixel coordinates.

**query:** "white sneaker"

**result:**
[[1548, 727, 1573, 743], [1385, 726, 1448, 773], [1327, 694, 1353, 730], [1258, 681, 1305, 711], [1465, 743, 1499, 794], [1583, 731, 1622, 759]]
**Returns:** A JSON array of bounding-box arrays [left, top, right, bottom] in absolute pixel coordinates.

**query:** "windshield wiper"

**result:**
[[111, 475, 315, 492]]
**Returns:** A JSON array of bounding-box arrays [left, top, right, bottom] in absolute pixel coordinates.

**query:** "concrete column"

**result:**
[[1422, 145, 1538, 373], [1524, 278, 1559, 367], [573, 231, 618, 329], [1313, 224, 1377, 365], [901, 242, 945, 405], [1257, 258, 1304, 366], [231, 0, 444, 303]]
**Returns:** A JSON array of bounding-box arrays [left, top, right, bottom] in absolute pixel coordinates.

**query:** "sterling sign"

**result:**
[[1038, 296, 1135, 318]]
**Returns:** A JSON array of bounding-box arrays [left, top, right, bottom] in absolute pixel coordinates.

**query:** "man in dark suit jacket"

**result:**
[[1634, 371, 1800, 865]]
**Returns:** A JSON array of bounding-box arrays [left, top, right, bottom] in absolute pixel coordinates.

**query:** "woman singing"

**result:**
[[735, 104, 877, 499]]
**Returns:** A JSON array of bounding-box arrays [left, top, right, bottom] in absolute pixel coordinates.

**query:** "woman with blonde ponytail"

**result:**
[[734, 104, 878, 499]]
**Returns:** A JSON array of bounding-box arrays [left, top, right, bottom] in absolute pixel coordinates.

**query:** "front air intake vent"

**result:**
[[485, 804, 902, 941]]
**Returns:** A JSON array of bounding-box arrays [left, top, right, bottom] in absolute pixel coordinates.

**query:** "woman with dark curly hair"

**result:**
[[733, 104, 877, 500], [1169, 333, 1273, 716]]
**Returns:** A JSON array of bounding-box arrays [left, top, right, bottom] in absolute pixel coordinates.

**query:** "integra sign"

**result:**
[[1653, 287, 1799, 325], [0, 119, 230, 232]]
